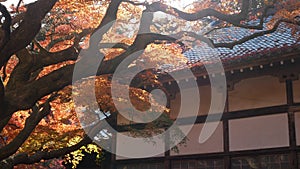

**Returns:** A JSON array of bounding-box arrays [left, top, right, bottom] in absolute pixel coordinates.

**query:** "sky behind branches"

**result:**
[[2, 0, 36, 9], [2, 0, 197, 11]]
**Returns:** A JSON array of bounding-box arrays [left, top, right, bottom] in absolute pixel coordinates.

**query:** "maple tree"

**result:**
[[0, 0, 299, 168]]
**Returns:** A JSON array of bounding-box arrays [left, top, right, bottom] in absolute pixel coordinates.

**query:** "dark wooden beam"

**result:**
[[223, 120, 230, 169], [223, 93, 230, 169], [116, 146, 293, 163], [115, 55, 300, 168], [286, 80, 298, 169], [110, 114, 117, 169], [153, 53, 300, 94], [116, 104, 300, 132]]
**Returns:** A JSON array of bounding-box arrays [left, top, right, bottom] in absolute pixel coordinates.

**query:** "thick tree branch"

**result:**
[[0, 77, 4, 118], [0, 0, 58, 68], [11, 13, 25, 26], [169, 19, 298, 49], [6, 0, 233, 117], [1, 0, 297, 133], [16, 0, 23, 13], [172, 31, 213, 46], [98, 32, 185, 74], [213, 19, 296, 49], [3, 31, 184, 114], [2, 0, 124, 115], [0, 135, 92, 168], [0, 94, 56, 161], [2, 0, 296, 120], [0, 1, 298, 167], [0, 0, 123, 119], [146, 1, 276, 30], [5, 49, 36, 92], [32, 29, 92, 71], [123, 0, 148, 6], [89, 0, 123, 49], [146, 1, 250, 26], [0, 116, 11, 134], [99, 43, 129, 50], [45, 35, 75, 50], [0, 4, 11, 51]]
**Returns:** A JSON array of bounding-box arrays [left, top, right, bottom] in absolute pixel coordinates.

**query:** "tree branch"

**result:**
[[89, 0, 123, 49], [123, 0, 148, 6], [16, 0, 23, 13], [213, 19, 296, 49], [99, 43, 129, 50], [0, 0, 58, 68], [0, 4, 12, 51], [11, 13, 25, 26], [0, 94, 57, 161], [5, 49, 35, 92], [147, 1, 277, 30], [45, 35, 75, 50], [0, 135, 92, 168], [146, 0, 250, 26], [3, 30, 186, 114], [0, 117, 11, 134], [1, 0, 295, 122], [0, 0, 123, 119], [0, 76, 5, 119]]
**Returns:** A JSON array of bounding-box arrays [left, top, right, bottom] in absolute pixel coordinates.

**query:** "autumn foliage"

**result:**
[[0, 0, 299, 168]]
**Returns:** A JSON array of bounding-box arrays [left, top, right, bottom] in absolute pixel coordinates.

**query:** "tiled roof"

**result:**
[[159, 19, 300, 73]]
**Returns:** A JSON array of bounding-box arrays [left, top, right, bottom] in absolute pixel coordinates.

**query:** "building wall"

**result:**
[[229, 114, 289, 151], [170, 85, 212, 118], [294, 79, 300, 103], [116, 131, 165, 160], [170, 122, 224, 156], [228, 76, 286, 111], [170, 76, 288, 154], [116, 75, 300, 169], [294, 112, 300, 145]]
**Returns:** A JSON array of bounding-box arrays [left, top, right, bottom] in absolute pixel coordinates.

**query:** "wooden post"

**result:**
[[223, 92, 230, 169], [110, 113, 117, 169], [164, 93, 172, 169], [286, 80, 298, 169]]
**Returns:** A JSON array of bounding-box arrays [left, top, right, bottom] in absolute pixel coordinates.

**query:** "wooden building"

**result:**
[[113, 21, 300, 169]]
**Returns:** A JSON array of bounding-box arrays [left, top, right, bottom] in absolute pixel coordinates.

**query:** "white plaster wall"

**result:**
[[116, 132, 165, 160], [170, 122, 224, 156], [229, 114, 289, 151], [294, 112, 300, 145], [170, 85, 220, 119], [117, 85, 211, 125], [228, 76, 286, 111], [117, 114, 131, 125], [293, 80, 300, 103], [116, 75, 291, 159]]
